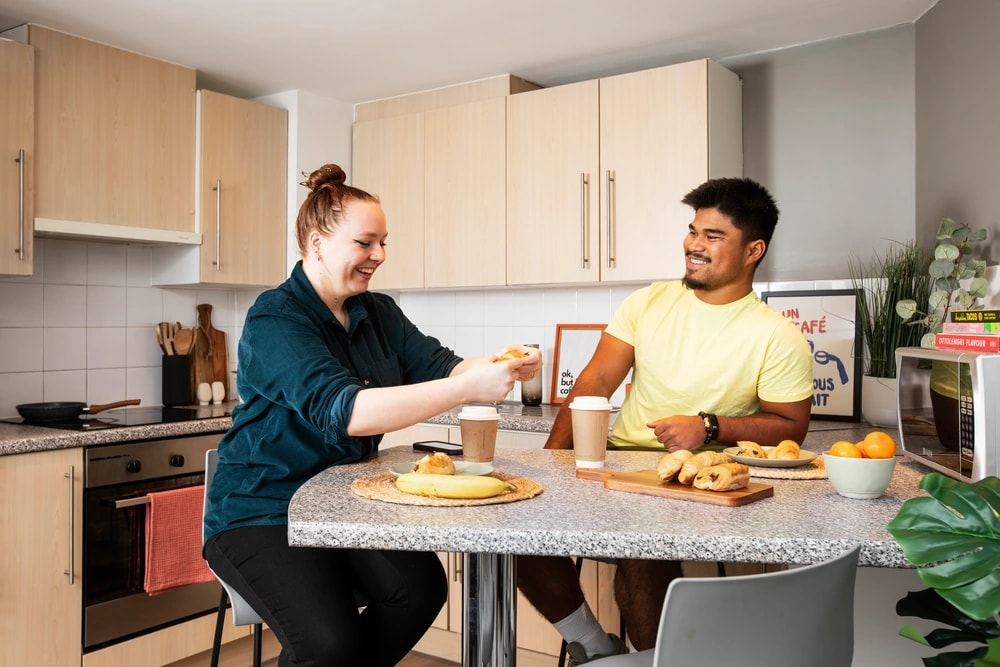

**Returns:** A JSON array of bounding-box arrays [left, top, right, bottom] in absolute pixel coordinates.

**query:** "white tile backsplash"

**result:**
[[0, 238, 247, 418]]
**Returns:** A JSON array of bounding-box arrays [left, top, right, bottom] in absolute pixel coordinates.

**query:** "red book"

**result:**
[[934, 333, 1000, 353]]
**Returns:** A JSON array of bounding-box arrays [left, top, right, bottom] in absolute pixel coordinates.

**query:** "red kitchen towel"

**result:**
[[144, 485, 215, 595]]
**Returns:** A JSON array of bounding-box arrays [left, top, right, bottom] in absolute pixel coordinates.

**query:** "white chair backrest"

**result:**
[[651, 545, 861, 667], [203, 448, 264, 628]]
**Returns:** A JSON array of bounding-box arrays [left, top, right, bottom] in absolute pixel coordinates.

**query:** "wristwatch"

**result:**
[[698, 411, 719, 445]]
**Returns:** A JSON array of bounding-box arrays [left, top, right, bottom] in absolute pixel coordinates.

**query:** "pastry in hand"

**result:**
[[656, 449, 694, 482], [495, 348, 528, 362], [677, 450, 732, 485], [736, 440, 767, 458], [768, 440, 801, 460], [413, 452, 456, 475], [693, 463, 751, 491]]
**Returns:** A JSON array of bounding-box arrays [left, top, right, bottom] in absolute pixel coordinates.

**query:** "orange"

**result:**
[[862, 431, 897, 459], [828, 440, 863, 458]]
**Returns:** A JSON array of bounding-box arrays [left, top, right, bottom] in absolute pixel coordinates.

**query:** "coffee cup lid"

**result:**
[[569, 396, 612, 410], [459, 405, 500, 420]]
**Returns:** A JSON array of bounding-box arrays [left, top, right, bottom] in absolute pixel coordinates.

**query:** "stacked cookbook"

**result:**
[[935, 310, 1000, 353]]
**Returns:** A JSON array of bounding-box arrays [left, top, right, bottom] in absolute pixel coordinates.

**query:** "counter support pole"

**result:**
[[463, 552, 516, 666]]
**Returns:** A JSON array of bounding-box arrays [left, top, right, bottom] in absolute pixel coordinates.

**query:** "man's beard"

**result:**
[[682, 274, 708, 290]]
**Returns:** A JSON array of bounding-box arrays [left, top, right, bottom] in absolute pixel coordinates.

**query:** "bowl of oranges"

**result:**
[[822, 431, 897, 499]]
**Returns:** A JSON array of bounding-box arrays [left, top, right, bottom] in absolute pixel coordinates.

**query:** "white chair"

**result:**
[[589, 545, 862, 667], [204, 449, 264, 667]]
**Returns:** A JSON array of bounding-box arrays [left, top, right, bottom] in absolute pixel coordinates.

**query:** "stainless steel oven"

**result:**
[[82, 431, 224, 651]]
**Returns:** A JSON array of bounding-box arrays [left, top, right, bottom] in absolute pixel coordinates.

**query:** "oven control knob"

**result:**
[[126, 459, 141, 474], [169, 454, 185, 467]]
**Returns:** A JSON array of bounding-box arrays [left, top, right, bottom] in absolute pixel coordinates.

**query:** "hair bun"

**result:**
[[302, 163, 347, 192]]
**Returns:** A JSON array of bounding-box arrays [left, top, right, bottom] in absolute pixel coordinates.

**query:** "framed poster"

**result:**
[[550, 324, 605, 404], [762, 289, 862, 421]]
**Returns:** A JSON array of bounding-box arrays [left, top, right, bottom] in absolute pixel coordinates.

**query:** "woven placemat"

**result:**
[[351, 471, 544, 506], [748, 458, 827, 480]]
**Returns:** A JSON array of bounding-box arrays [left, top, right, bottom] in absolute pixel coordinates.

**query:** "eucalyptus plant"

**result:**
[[896, 218, 990, 346], [886, 473, 1000, 666], [849, 240, 931, 378]]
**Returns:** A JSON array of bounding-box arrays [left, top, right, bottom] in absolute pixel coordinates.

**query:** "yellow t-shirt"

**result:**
[[606, 281, 814, 450]]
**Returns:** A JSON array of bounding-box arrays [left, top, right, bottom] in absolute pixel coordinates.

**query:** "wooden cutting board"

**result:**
[[191, 304, 229, 401], [576, 468, 773, 507]]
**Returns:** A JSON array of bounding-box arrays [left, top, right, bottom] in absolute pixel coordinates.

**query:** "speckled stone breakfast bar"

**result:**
[[289, 445, 925, 569]]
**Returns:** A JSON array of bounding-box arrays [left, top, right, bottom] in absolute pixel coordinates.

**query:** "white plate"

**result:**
[[390, 461, 494, 477], [723, 446, 818, 468]]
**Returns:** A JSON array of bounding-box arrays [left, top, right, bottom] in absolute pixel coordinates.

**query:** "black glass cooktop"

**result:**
[[5, 405, 232, 431]]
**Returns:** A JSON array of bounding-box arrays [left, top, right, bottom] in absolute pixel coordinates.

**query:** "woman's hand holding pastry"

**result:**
[[464, 356, 518, 403], [495, 345, 542, 382]]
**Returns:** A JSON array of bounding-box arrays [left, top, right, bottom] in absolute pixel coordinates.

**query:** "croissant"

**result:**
[[656, 449, 694, 482], [768, 440, 801, 460], [736, 440, 767, 459], [693, 463, 751, 491], [677, 451, 732, 485], [413, 452, 456, 475]]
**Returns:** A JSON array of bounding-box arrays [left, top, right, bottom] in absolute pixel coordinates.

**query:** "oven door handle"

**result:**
[[107, 495, 151, 509]]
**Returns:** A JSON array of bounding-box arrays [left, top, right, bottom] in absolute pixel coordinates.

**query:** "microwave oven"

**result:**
[[895, 346, 1000, 482]]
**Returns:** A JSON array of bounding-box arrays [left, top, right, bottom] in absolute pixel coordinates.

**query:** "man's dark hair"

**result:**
[[681, 177, 779, 261]]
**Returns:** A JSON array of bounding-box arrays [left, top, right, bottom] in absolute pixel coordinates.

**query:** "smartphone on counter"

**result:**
[[413, 440, 463, 455]]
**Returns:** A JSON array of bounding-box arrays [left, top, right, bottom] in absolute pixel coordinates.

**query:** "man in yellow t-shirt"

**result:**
[[517, 177, 813, 663]]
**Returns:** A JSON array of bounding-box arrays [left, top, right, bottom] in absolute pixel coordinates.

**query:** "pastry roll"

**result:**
[[656, 449, 694, 482], [413, 452, 457, 475], [693, 463, 751, 491], [677, 450, 732, 485], [736, 440, 767, 458], [768, 440, 801, 460]]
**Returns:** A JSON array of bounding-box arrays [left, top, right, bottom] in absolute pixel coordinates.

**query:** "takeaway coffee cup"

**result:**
[[570, 396, 613, 468], [459, 405, 500, 462]]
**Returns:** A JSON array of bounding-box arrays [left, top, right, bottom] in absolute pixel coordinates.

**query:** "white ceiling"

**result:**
[[0, 0, 936, 104]]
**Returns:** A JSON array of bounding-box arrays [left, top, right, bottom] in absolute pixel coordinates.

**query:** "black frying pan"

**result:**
[[16, 399, 141, 423]]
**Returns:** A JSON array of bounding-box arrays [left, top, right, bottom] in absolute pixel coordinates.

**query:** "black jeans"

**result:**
[[204, 525, 447, 667]]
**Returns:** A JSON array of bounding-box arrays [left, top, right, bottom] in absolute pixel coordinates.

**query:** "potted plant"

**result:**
[[886, 473, 1000, 666], [896, 217, 990, 347], [849, 240, 931, 426]]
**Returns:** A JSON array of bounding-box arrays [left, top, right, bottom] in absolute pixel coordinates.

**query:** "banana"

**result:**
[[395, 472, 515, 499]]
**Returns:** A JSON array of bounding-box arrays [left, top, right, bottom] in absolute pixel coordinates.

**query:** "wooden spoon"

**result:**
[[173, 327, 194, 356]]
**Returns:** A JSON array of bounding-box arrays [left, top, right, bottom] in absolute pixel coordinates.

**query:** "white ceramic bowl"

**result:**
[[822, 454, 897, 499]]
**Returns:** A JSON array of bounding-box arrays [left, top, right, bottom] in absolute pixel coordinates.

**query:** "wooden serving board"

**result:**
[[576, 468, 773, 507], [191, 303, 229, 401]]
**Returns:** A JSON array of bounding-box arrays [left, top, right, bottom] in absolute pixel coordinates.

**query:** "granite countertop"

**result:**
[[290, 445, 925, 568]]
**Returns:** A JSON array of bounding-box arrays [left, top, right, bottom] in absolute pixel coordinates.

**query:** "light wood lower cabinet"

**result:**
[[0, 447, 83, 666]]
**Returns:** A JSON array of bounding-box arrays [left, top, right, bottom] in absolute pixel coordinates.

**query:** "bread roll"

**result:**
[[736, 440, 767, 458], [677, 451, 731, 485], [413, 452, 456, 475], [656, 449, 694, 482], [768, 440, 801, 460], [693, 463, 751, 491]]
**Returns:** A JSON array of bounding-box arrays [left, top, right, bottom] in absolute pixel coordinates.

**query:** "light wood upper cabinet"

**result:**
[[506, 80, 601, 285], [0, 38, 33, 275], [29, 25, 196, 234], [507, 59, 742, 285], [195, 90, 288, 286], [424, 98, 506, 288], [353, 112, 425, 290], [0, 448, 83, 666]]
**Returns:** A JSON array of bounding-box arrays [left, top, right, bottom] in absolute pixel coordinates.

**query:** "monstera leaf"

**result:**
[[887, 474, 1000, 666]]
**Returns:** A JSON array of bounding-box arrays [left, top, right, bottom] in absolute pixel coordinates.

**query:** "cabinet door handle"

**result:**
[[606, 170, 617, 269], [64, 465, 75, 584], [15, 149, 25, 261], [211, 179, 222, 271], [580, 173, 590, 269], [453, 552, 462, 584]]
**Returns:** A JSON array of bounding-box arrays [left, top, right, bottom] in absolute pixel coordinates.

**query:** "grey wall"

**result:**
[[723, 26, 917, 282], [915, 0, 1000, 259]]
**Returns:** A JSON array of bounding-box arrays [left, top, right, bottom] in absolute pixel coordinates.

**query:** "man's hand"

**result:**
[[647, 415, 705, 452]]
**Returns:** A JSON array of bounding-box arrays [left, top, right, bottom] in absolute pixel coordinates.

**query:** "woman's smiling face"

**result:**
[[312, 199, 387, 298]]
